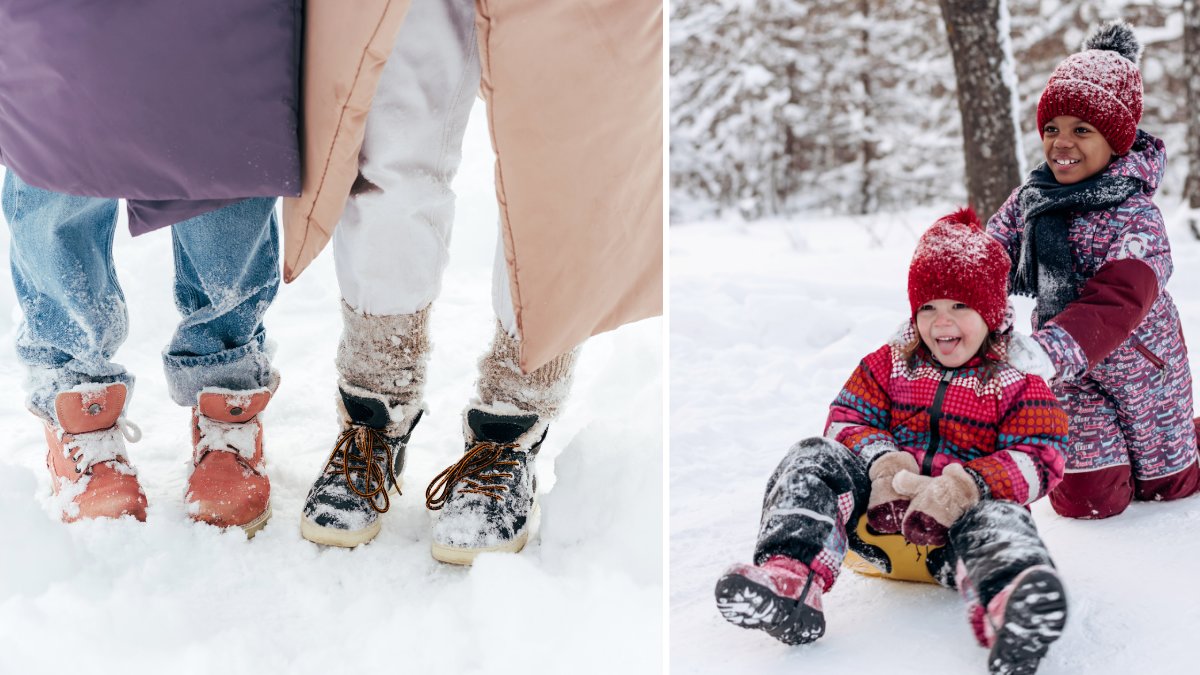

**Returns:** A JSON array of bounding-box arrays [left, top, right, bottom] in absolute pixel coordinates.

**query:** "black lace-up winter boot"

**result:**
[[425, 405, 547, 565], [301, 386, 422, 547]]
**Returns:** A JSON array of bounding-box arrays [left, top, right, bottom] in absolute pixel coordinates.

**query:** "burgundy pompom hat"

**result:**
[[908, 207, 1011, 332], [1037, 21, 1143, 155]]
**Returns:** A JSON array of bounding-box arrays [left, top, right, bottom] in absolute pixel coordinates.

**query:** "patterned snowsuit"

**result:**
[[752, 339, 1068, 643], [988, 132, 1200, 519]]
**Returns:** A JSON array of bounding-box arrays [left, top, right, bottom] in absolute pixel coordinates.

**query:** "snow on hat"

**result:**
[[1037, 20, 1143, 155], [908, 207, 1010, 332]]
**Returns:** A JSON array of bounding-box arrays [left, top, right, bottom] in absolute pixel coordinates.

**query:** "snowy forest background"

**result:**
[[670, 0, 1200, 224]]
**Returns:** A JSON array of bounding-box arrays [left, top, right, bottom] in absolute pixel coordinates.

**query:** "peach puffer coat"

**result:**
[[282, 0, 663, 373]]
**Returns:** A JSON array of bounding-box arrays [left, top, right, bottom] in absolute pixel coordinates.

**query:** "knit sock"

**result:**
[[336, 301, 430, 431], [475, 321, 578, 420]]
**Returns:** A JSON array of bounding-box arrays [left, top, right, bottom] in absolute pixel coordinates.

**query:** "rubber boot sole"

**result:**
[[987, 567, 1067, 675], [241, 505, 272, 539], [430, 502, 540, 565], [714, 570, 824, 645]]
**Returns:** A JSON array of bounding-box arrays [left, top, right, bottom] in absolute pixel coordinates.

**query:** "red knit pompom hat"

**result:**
[[1037, 20, 1143, 155], [908, 207, 1010, 331]]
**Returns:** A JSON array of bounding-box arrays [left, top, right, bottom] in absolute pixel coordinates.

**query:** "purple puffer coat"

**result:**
[[0, 0, 301, 233], [988, 131, 1197, 482], [988, 131, 1176, 375]]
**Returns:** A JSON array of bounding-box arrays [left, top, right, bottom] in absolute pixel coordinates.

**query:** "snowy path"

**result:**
[[670, 209, 1200, 674], [0, 106, 663, 674]]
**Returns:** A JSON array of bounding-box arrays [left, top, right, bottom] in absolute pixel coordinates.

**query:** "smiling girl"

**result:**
[[988, 21, 1200, 519], [715, 209, 1070, 674]]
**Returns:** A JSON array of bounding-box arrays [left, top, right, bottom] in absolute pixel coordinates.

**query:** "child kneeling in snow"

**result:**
[[990, 20, 1200, 518], [715, 209, 1069, 675]]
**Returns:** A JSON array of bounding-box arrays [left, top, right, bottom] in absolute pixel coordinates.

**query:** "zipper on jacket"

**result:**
[[1134, 341, 1165, 369], [1133, 341, 1167, 388], [922, 370, 954, 476]]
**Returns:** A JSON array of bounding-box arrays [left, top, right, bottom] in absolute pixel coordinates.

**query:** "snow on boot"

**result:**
[[425, 405, 547, 565], [714, 556, 826, 645], [982, 565, 1067, 675], [44, 382, 147, 522], [185, 386, 272, 537], [301, 386, 422, 547]]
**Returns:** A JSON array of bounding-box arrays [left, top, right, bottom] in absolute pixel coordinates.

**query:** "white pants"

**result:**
[[332, 0, 515, 333]]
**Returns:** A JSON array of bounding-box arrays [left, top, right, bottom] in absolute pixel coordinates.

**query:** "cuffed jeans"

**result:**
[[3, 171, 279, 422]]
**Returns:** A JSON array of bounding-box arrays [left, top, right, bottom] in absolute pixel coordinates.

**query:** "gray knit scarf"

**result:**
[[1011, 163, 1141, 326]]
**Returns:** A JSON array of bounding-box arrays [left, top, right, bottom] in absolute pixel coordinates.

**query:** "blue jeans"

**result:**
[[2, 171, 279, 421]]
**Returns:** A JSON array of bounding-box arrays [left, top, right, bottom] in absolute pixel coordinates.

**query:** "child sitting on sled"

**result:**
[[715, 209, 1069, 675]]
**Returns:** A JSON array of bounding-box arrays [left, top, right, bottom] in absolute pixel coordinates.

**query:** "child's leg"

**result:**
[[753, 438, 868, 578], [1049, 379, 1134, 519], [949, 501, 1066, 673], [163, 197, 279, 403], [330, 0, 479, 318], [1118, 330, 1200, 501], [714, 437, 869, 644], [4, 172, 148, 521], [3, 171, 131, 418], [167, 197, 280, 536], [303, 0, 478, 547]]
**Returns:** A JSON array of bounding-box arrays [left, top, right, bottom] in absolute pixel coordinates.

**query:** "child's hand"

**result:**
[[1008, 332, 1056, 381], [892, 464, 981, 546], [866, 451, 919, 534]]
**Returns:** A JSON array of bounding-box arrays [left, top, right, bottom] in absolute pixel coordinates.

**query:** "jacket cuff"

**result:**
[[1033, 324, 1089, 381], [859, 441, 900, 468], [962, 465, 993, 501]]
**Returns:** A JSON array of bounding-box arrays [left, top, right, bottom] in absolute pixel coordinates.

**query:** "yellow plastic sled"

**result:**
[[842, 514, 941, 584]]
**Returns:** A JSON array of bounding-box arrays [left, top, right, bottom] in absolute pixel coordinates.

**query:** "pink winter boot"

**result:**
[[714, 556, 827, 645], [44, 383, 147, 522], [963, 564, 1067, 675], [185, 386, 272, 536]]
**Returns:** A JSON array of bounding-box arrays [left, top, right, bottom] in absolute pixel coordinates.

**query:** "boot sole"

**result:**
[[241, 506, 273, 539], [987, 567, 1067, 675], [430, 502, 540, 566], [714, 572, 825, 645], [300, 515, 382, 548]]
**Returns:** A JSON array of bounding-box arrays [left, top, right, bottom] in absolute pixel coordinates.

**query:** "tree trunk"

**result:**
[[1184, 0, 1200, 239], [938, 0, 1022, 219], [858, 0, 877, 216]]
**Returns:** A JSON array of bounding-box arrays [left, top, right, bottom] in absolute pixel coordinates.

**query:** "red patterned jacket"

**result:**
[[825, 332, 1068, 505]]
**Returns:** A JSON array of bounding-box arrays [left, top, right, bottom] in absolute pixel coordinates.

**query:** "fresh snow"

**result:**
[[671, 207, 1200, 674], [0, 103, 663, 674]]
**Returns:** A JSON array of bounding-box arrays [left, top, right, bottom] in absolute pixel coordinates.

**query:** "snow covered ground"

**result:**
[[0, 105, 663, 674], [670, 206, 1200, 674]]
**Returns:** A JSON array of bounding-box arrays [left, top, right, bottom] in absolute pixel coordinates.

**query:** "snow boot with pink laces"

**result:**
[[185, 386, 272, 536], [44, 382, 147, 522], [714, 555, 827, 645]]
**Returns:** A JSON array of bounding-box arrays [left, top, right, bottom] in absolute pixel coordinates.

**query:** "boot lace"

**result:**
[[425, 441, 519, 510], [326, 425, 398, 513], [63, 417, 142, 474]]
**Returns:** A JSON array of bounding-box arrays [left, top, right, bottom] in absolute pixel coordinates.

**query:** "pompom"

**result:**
[[936, 206, 983, 232], [1083, 20, 1141, 65]]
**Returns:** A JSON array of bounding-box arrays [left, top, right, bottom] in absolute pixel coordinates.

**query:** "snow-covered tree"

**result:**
[[671, 0, 1191, 223], [671, 0, 962, 222]]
